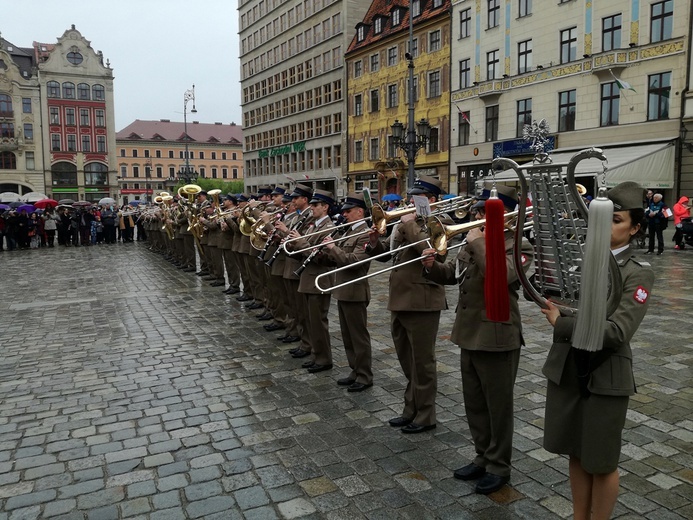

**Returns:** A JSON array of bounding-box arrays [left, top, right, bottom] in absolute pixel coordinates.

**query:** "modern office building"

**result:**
[[0, 26, 117, 202], [238, 0, 371, 196], [449, 0, 691, 199], [116, 120, 243, 205]]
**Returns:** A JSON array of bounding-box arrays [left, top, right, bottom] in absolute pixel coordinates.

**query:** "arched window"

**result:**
[[51, 162, 77, 185], [62, 82, 76, 99], [77, 83, 90, 100], [92, 84, 105, 101], [47, 81, 60, 98], [85, 162, 108, 185], [0, 152, 17, 169], [0, 94, 12, 116]]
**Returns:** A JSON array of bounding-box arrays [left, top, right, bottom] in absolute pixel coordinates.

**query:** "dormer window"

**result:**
[[357, 25, 366, 42], [374, 17, 383, 34], [392, 9, 401, 26], [433, 0, 442, 7], [413, 0, 421, 17]]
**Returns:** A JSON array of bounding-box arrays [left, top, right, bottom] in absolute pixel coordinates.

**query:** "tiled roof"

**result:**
[[116, 120, 243, 145], [347, 0, 451, 54]]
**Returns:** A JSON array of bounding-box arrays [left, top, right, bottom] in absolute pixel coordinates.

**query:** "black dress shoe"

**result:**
[[264, 323, 284, 332], [307, 363, 332, 373], [656, 251, 663, 255], [196, 271, 208, 276], [291, 349, 311, 358], [183, 267, 197, 272], [475, 473, 509, 495], [453, 463, 486, 481], [236, 295, 252, 302], [225, 287, 240, 294], [210, 280, 225, 287], [644, 251, 653, 255], [288, 347, 301, 354], [301, 361, 315, 369], [202, 276, 216, 281], [337, 377, 356, 386], [282, 335, 301, 343], [401, 423, 436, 434], [388, 416, 413, 428], [257, 313, 273, 321], [277, 334, 289, 341], [246, 302, 264, 310], [347, 382, 372, 392]]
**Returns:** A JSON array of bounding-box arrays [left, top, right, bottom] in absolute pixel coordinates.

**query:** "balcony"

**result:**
[[0, 110, 14, 120], [0, 136, 19, 152]]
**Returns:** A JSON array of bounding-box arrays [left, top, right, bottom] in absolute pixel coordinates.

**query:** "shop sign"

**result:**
[[258, 141, 306, 158]]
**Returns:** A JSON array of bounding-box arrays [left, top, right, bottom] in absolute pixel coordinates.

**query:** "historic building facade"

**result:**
[[115, 120, 243, 205], [0, 26, 117, 201], [238, 0, 371, 196], [449, 0, 691, 199], [346, 0, 451, 198]]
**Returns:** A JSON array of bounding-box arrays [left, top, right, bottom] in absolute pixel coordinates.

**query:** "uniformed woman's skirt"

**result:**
[[543, 349, 629, 474]]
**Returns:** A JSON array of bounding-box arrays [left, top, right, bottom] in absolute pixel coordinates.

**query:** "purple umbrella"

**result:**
[[0, 204, 10, 211], [17, 204, 35, 213]]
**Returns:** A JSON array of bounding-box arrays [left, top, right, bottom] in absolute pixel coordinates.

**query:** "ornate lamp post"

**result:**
[[145, 159, 152, 203], [391, 12, 431, 190], [178, 85, 198, 184]]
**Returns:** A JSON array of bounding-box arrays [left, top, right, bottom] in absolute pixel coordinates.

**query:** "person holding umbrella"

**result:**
[[43, 207, 59, 247]]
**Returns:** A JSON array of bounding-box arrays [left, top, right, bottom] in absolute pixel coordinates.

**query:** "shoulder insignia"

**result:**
[[521, 253, 529, 265], [633, 286, 649, 304]]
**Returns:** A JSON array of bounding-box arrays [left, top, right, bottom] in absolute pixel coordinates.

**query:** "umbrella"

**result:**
[[128, 200, 143, 206], [73, 201, 93, 207], [0, 192, 21, 203], [382, 193, 402, 202], [34, 198, 59, 210], [98, 197, 116, 205], [8, 201, 24, 208], [20, 192, 48, 203], [442, 194, 457, 200], [17, 204, 35, 213], [0, 204, 10, 211], [58, 199, 76, 205]]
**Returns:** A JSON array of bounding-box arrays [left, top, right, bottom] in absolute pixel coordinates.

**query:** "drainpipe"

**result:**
[[676, 1, 693, 199]]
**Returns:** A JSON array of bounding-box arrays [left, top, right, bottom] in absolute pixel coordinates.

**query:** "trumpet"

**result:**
[[239, 201, 269, 236], [314, 208, 528, 293]]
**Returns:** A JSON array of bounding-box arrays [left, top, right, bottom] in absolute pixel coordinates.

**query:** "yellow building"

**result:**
[[345, 0, 451, 198], [116, 119, 243, 205]]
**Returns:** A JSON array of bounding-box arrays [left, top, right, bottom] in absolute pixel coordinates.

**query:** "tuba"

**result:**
[[492, 147, 621, 316]]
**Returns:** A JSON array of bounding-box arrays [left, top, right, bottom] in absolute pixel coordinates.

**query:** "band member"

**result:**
[[249, 186, 274, 316], [195, 191, 210, 276], [541, 182, 654, 520], [235, 194, 256, 303], [422, 185, 533, 494], [260, 187, 290, 329], [322, 193, 373, 391], [366, 175, 448, 433], [219, 194, 241, 293]]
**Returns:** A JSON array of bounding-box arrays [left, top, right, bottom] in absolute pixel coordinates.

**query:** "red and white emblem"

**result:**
[[633, 286, 649, 304], [521, 254, 528, 266]]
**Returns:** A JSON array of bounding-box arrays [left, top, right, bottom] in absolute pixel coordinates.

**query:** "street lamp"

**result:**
[[145, 159, 152, 203], [178, 84, 198, 184], [391, 15, 431, 190]]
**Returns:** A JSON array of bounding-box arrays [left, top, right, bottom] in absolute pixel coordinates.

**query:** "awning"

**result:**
[[494, 140, 676, 189]]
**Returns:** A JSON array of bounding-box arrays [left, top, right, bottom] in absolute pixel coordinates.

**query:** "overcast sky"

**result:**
[[2, 0, 242, 131]]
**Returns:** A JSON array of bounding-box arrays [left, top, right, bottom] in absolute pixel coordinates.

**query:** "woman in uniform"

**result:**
[[541, 181, 655, 520]]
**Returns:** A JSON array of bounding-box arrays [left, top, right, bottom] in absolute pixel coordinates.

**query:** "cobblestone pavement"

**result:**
[[0, 238, 691, 520]]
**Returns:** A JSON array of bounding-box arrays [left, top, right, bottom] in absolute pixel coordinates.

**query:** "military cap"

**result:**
[[224, 194, 237, 203], [607, 181, 644, 211], [309, 189, 335, 206], [197, 190, 208, 197], [341, 193, 367, 211], [258, 185, 272, 195], [282, 193, 292, 203], [472, 183, 518, 210], [409, 175, 443, 197], [237, 193, 249, 202], [272, 185, 287, 195], [290, 183, 313, 198]]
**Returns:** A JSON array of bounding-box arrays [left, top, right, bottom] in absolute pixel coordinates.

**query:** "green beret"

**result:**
[[607, 181, 643, 211]]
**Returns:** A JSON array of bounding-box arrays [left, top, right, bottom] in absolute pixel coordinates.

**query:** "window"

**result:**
[[388, 135, 397, 158], [133, 150, 138, 158], [198, 151, 204, 159], [51, 162, 77, 185], [47, 81, 60, 98], [97, 136, 106, 153], [65, 108, 76, 126], [354, 60, 363, 78], [560, 27, 577, 64], [458, 111, 470, 146], [168, 150, 174, 159], [428, 128, 439, 152], [558, 90, 576, 131], [233, 168, 239, 179], [84, 163, 108, 185], [387, 84, 398, 108], [212, 168, 218, 179], [429, 30, 441, 52], [23, 123, 33, 140], [412, 0, 421, 17], [407, 38, 419, 58], [222, 168, 228, 179], [80, 109, 90, 126], [370, 53, 379, 72], [460, 8, 471, 38], [433, 0, 442, 7], [602, 14, 622, 51], [78, 83, 90, 100], [63, 82, 75, 99], [0, 123, 13, 139], [357, 26, 365, 42], [374, 17, 383, 34], [67, 134, 77, 151], [392, 9, 401, 26], [67, 51, 83, 65], [519, 0, 532, 17], [486, 105, 499, 141], [92, 84, 105, 101], [0, 152, 16, 170], [156, 166, 162, 178], [22, 98, 32, 113], [459, 59, 471, 88], [370, 89, 379, 112], [0, 95, 11, 117], [516, 99, 532, 137], [488, 0, 500, 28], [50, 107, 60, 125], [518, 40, 532, 74], [354, 94, 363, 116], [211, 152, 217, 160], [388, 47, 398, 66], [230, 153, 235, 160], [133, 166, 140, 177], [95, 110, 105, 127], [26, 151, 35, 170], [355, 141, 363, 162], [650, 1, 673, 43], [369, 137, 379, 161], [51, 134, 61, 150], [600, 82, 619, 126], [648, 72, 671, 121], [487, 50, 499, 80], [428, 71, 441, 97]]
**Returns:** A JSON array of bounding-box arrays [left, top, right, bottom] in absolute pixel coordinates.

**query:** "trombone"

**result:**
[[313, 208, 529, 293], [283, 196, 475, 256]]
